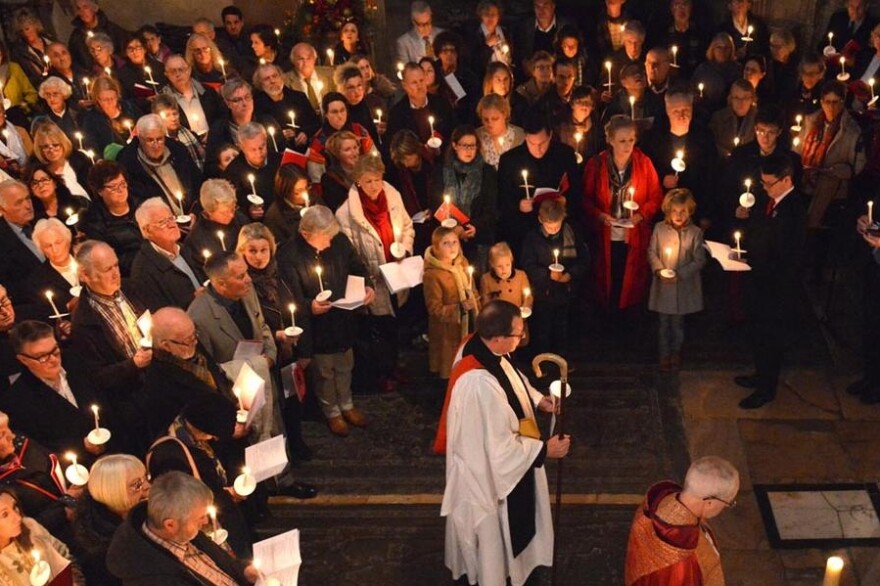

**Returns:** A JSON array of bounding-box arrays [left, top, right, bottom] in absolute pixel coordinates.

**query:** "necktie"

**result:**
[[305, 79, 319, 110], [424, 36, 434, 58], [20, 223, 33, 238], [765, 198, 776, 217]]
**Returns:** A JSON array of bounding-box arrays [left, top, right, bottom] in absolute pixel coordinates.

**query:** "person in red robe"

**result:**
[[583, 114, 663, 311], [625, 456, 740, 586]]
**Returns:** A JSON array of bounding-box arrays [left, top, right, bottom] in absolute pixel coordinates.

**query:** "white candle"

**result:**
[[302, 192, 310, 208], [175, 191, 184, 213], [670, 45, 678, 67], [467, 265, 474, 289], [247, 173, 257, 196], [443, 194, 452, 219], [869, 200, 874, 224], [207, 505, 218, 535], [574, 131, 583, 151], [428, 115, 435, 137], [553, 248, 560, 265], [42, 54, 49, 73], [123, 119, 133, 141], [82, 77, 90, 97], [326, 48, 335, 66], [289, 303, 296, 328], [44, 290, 61, 316], [274, 28, 281, 41], [523, 287, 531, 303], [267, 126, 278, 151], [746, 25, 754, 39], [734, 230, 742, 254], [288, 110, 297, 129], [393, 225, 401, 243], [629, 95, 636, 119], [396, 61, 404, 80], [604, 60, 612, 88], [674, 149, 685, 176], [67, 452, 78, 468], [218, 58, 227, 81], [827, 32, 834, 48], [733, 136, 740, 149], [839, 56, 846, 76], [521, 169, 532, 200], [202, 249, 211, 262], [870, 78, 876, 101], [823, 556, 844, 586], [316, 265, 325, 292], [664, 246, 672, 269], [74, 131, 84, 150], [104, 66, 112, 77], [697, 82, 704, 98], [144, 65, 155, 85], [91, 404, 100, 431], [217, 230, 226, 251]]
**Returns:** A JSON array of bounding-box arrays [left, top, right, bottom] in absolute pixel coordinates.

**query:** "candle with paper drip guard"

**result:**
[[697, 82, 704, 99], [174, 191, 189, 223], [671, 150, 686, 176], [549, 248, 564, 272], [44, 290, 68, 319], [218, 58, 227, 81], [823, 555, 844, 586], [467, 266, 475, 290], [246, 173, 264, 206], [287, 110, 298, 129], [426, 115, 442, 148], [87, 404, 111, 445], [233, 466, 257, 496], [217, 230, 226, 251], [315, 265, 332, 301], [623, 185, 639, 217], [390, 225, 406, 259], [573, 132, 583, 164], [629, 94, 636, 119], [326, 48, 335, 66], [206, 505, 227, 544], [267, 126, 278, 151], [520, 169, 534, 200], [670, 45, 679, 68], [64, 451, 89, 486], [440, 195, 457, 228], [660, 246, 676, 279], [64, 206, 80, 227], [74, 131, 85, 151], [732, 230, 746, 261], [29, 548, 51, 586], [837, 56, 850, 81], [396, 61, 404, 80], [284, 303, 303, 338], [825, 31, 836, 56], [791, 113, 803, 133], [520, 287, 532, 319], [742, 24, 754, 43], [604, 60, 613, 89], [739, 178, 755, 208]]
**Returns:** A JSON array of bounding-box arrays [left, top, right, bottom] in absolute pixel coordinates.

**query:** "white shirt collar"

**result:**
[[536, 16, 557, 33]]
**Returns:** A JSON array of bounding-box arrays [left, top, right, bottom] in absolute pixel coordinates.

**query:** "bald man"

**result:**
[[625, 456, 739, 586]]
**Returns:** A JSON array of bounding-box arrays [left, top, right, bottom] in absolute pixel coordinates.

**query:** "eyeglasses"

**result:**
[[821, 98, 843, 106], [18, 346, 61, 365], [40, 143, 62, 151], [126, 45, 145, 52], [191, 46, 212, 54], [102, 179, 127, 193], [760, 177, 782, 189], [149, 216, 178, 229], [141, 135, 165, 145], [703, 495, 737, 508], [128, 476, 150, 493], [166, 66, 188, 75], [30, 177, 54, 186], [228, 94, 253, 104], [455, 142, 478, 150], [504, 331, 526, 340], [167, 333, 198, 347]]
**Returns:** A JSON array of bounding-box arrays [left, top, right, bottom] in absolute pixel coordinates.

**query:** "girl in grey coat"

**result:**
[[647, 189, 707, 371]]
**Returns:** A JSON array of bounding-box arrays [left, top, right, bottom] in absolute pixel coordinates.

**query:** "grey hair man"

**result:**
[[396, 1, 445, 63], [0, 180, 43, 298]]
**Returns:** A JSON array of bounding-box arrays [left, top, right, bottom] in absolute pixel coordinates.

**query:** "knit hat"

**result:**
[[181, 393, 236, 441]]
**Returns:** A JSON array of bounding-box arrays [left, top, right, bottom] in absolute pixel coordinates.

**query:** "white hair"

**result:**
[[237, 121, 266, 143], [136, 113, 166, 136], [682, 456, 739, 500], [199, 178, 236, 212], [135, 197, 172, 233], [32, 217, 72, 250], [38, 77, 72, 100]]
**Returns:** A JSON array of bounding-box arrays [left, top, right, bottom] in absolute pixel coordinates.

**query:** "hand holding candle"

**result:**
[[838, 56, 850, 81], [217, 231, 226, 251], [604, 60, 613, 88]]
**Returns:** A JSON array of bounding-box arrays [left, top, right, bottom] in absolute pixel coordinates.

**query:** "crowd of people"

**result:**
[[0, 0, 875, 583]]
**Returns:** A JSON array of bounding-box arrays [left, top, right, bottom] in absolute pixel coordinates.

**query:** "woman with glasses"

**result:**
[[31, 122, 91, 201], [85, 32, 123, 78], [80, 161, 143, 276], [37, 77, 81, 142], [24, 161, 88, 224], [79, 75, 141, 158], [117, 36, 167, 113], [23, 217, 82, 314], [305, 92, 376, 185], [431, 125, 497, 272], [182, 178, 250, 260], [556, 85, 602, 167], [185, 33, 233, 89], [74, 454, 149, 586]]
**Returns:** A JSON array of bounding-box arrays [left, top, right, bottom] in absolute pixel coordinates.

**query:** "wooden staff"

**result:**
[[532, 352, 569, 586]]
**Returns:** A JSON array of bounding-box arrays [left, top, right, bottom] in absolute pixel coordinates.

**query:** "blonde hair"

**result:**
[[32, 123, 73, 162], [236, 222, 277, 256], [88, 454, 147, 516], [430, 225, 459, 256], [661, 188, 696, 218], [488, 242, 513, 264]]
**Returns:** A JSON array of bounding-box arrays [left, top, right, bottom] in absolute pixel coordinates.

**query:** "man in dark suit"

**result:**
[[130, 198, 205, 312], [1, 320, 99, 458], [513, 0, 576, 80], [820, 0, 877, 54], [386, 63, 456, 147], [733, 154, 807, 409], [0, 180, 44, 301]]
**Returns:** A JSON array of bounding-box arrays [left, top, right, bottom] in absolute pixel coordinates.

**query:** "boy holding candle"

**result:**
[[647, 189, 707, 371], [520, 195, 587, 357]]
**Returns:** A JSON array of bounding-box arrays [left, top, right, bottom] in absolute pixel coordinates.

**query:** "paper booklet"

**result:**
[[379, 256, 424, 294], [705, 241, 752, 272], [253, 529, 302, 585], [331, 275, 366, 310], [245, 435, 288, 482], [234, 363, 266, 428], [411, 210, 430, 224], [233, 340, 264, 361], [444, 73, 467, 101]]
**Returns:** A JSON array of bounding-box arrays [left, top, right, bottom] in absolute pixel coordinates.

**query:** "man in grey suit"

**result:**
[[284, 43, 335, 115], [396, 1, 444, 64]]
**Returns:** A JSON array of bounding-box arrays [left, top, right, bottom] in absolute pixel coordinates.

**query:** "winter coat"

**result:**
[[647, 221, 707, 315]]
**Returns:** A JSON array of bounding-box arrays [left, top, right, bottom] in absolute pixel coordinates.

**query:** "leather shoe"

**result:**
[[327, 415, 349, 437], [277, 481, 318, 500], [734, 375, 759, 389], [739, 391, 774, 409], [342, 408, 368, 427], [847, 378, 872, 396]]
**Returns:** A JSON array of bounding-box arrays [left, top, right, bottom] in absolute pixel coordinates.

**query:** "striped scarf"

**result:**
[[86, 290, 140, 358]]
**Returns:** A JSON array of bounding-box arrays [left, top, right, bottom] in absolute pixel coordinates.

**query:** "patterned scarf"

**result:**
[[169, 417, 227, 486], [424, 246, 477, 339], [358, 186, 394, 261], [153, 348, 217, 390], [136, 147, 185, 215], [443, 154, 484, 216], [801, 114, 841, 169], [248, 260, 280, 311], [86, 289, 140, 358], [606, 153, 633, 219]]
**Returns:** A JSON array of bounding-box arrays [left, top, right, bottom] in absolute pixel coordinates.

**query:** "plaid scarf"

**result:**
[[153, 348, 217, 390], [174, 126, 205, 172], [87, 290, 140, 358], [606, 154, 633, 219]]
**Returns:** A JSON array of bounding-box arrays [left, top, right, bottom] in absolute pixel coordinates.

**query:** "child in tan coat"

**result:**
[[479, 242, 532, 348]]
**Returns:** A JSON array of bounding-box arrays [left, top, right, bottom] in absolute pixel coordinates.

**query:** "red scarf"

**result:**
[[358, 185, 395, 260], [801, 114, 841, 169]]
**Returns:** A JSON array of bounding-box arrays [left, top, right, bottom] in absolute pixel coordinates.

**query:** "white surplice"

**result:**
[[440, 363, 553, 586]]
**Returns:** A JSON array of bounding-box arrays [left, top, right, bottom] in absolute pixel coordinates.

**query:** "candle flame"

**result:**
[[523, 287, 531, 297], [444, 194, 451, 205], [605, 61, 612, 71], [288, 303, 295, 313], [207, 505, 217, 518], [428, 115, 435, 125], [65, 451, 76, 463], [826, 556, 844, 572], [91, 404, 99, 415], [315, 265, 323, 276], [75, 131, 83, 140], [744, 178, 752, 188], [734, 230, 741, 240], [247, 173, 255, 183], [202, 249, 211, 259], [45, 290, 53, 299], [840, 56, 846, 65], [676, 150, 684, 160], [267, 126, 275, 135]]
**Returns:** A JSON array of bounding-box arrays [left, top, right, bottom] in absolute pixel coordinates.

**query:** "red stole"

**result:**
[[432, 335, 476, 455]]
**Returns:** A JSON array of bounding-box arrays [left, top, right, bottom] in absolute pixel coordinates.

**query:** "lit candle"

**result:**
[[42, 54, 49, 73], [870, 78, 876, 102], [839, 55, 847, 77], [316, 265, 325, 292], [396, 61, 404, 80], [247, 173, 257, 196], [521, 169, 532, 200], [604, 60, 612, 88], [82, 77, 90, 97], [664, 246, 672, 269], [428, 115, 436, 137], [217, 230, 226, 251], [673, 149, 685, 176], [443, 194, 452, 219], [869, 200, 874, 224], [733, 136, 740, 149], [523, 287, 531, 303], [326, 48, 335, 66], [553, 248, 560, 265], [697, 82, 704, 98], [91, 404, 100, 431], [574, 131, 583, 150], [207, 504, 218, 535], [144, 65, 156, 85], [274, 28, 281, 41], [467, 265, 474, 289], [202, 249, 211, 262], [734, 230, 742, 254], [374, 108, 382, 125], [74, 131, 84, 150], [123, 119, 133, 141], [104, 66, 112, 77], [823, 556, 844, 586], [302, 192, 310, 208], [670, 45, 678, 67], [44, 290, 61, 317], [393, 225, 401, 243], [67, 452, 78, 469], [218, 58, 227, 81], [267, 126, 278, 151], [745, 25, 754, 40], [744, 178, 752, 193], [288, 110, 297, 129], [288, 303, 296, 329], [827, 31, 834, 48]]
